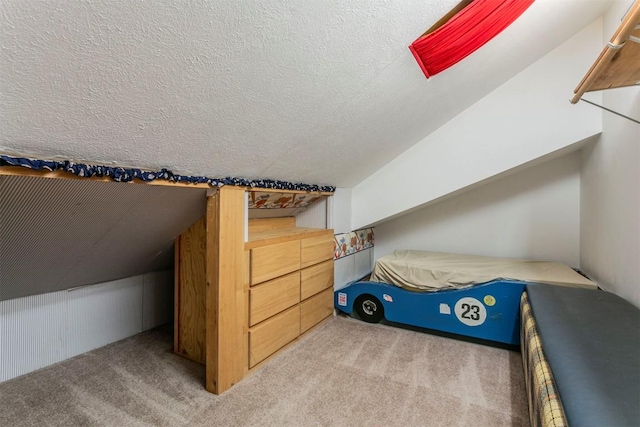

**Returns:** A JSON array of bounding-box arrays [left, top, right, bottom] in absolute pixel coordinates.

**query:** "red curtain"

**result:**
[[409, 0, 535, 78]]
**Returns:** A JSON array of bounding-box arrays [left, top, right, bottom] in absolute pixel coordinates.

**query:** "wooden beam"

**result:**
[[248, 217, 297, 234], [572, 1, 640, 103], [247, 188, 334, 196], [174, 237, 181, 356], [205, 196, 219, 393], [205, 186, 247, 394], [422, 0, 473, 37], [0, 165, 212, 188], [245, 227, 334, 250], [174, 217, 207, 364], [589, 25, 640, 91], [242, 250, 250, 377], [0, 165, 334, 195]]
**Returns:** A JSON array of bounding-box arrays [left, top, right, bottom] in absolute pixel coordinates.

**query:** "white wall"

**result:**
[[0, 270, 173, 382], [351, 19, 603, 229], [334, 250, 374, 290], [329, 188, 375, 289], [295, 198, 328, 228], [328, 188, 352, 234], [580, 1, 640, 307], [374, 152, 582, 267]]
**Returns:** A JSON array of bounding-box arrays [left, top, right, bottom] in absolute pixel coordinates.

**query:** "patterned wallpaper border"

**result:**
[[248, 191, 322, 209], [334, 228, 374, 260]]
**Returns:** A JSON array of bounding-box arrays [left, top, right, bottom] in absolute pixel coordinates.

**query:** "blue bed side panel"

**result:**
[[334, 280, 526, 345]]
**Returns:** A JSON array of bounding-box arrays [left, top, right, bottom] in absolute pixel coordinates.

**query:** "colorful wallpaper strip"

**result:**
[[248, 192, 322, 209], [334, 228, 374, 260]]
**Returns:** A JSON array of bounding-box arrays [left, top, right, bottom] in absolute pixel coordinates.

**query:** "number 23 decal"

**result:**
[[460, 303, 480, 320], [454, 297, 487, 326]]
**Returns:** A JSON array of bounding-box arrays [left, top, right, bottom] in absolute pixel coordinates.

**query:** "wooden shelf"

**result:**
[[246, 227, 334, 249], [571, 1, 640, 103]]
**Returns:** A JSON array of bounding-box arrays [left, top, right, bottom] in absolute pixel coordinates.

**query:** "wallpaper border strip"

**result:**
[[248, 191, 322, 209], [0, 155, 336, 193], [334, 228, 374, 260]]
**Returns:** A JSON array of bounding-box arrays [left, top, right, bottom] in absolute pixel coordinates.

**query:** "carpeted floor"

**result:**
[[0, 316, 529, 426]]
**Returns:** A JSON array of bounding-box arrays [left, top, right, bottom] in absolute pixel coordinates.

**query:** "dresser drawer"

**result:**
[[300, 287, 333, 333], [251, 240, 300, 285], [249, 272, 300, 327], [300, 233, 334, 268], [300, 260, 333, 300], [249, 305, 300, 367]]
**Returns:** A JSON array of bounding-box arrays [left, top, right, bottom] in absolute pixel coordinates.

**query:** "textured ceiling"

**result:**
[[0, 0, 612, 187]]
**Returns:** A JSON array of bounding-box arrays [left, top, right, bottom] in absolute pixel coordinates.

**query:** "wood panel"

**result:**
[[0, 165, 213, 188], [249, 305, 300, 368], [300, 232, 334, 268], [589, 26, 640, 92], [206, 186, 247, 394], [0, 166, 333, 195], [248, 188, 333, 196], [300, 260, 334, 301], [423, 0, 472, 36], [175, 217, 207, 364], [205, 196, 218, 393], [246, 227, 332, 249], [242, 250, 250, 376], [174, 237, 180, 355], [572, 1, 640, 103], [300, 288, 334, 333], [248, 217, 296, 234], [250, 272, 300, 326], [251, 240, 300, 285]]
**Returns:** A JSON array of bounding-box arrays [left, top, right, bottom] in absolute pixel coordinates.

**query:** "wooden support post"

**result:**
[[174, 218, 207, 364], [205, 186, 247, 394]]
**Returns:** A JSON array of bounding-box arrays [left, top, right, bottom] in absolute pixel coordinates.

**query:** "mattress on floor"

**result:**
[[370, 250, 596, 292], [520, 291, 567, 427], [526, 284, 640, 427]]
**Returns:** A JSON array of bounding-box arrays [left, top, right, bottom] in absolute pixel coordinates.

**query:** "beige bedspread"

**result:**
[[371, 250, 596, 291]]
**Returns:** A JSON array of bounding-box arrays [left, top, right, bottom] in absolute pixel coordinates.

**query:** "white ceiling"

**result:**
[[0, 0, 611, 187]]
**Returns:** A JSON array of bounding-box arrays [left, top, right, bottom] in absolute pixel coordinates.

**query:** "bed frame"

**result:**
[[335, 279, 527, 345]]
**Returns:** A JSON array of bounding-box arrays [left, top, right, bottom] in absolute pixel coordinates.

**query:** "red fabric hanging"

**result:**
[[409, 0, 535, 78]]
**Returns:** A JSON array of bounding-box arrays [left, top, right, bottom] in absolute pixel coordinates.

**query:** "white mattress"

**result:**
[[371, 250, 597, 292]]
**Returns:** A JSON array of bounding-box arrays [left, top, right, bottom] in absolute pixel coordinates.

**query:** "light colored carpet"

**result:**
[[0, 316, 529, 426]]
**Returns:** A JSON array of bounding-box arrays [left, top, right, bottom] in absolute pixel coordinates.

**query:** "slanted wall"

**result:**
[[580, 1, 640, 307], [0, 175, 206, 301], [351, 19, 603, 229]]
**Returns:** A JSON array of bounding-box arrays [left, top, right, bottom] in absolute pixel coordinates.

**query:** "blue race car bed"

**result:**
[[335, 279, 526, 345], [334, 250, 597, 346]]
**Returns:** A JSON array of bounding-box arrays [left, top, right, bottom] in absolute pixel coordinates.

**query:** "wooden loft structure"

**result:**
[[174, 187, 335, 394], [0, 164, 333, 195], [0, 164, 335, 395], [572, 0, 640, 104]]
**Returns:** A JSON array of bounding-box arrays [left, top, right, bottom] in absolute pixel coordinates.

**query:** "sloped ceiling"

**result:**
[[0, 0, 612, 187], [0, 175, 206, 301]]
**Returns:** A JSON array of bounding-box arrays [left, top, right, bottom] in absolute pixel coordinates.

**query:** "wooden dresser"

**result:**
[[174, 211, 334, 389], [247, 219, 334, 367]]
